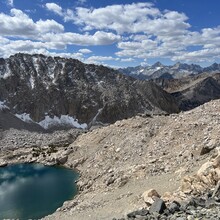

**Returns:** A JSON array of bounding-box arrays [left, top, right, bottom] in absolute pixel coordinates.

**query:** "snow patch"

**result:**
[[2, 63, 11, 79], [38, 115, 87, 130], [15, 113, 34, 123], [29, 76, 35, 89], [32, 57, 39, 73], [0, 101, 9, 110]]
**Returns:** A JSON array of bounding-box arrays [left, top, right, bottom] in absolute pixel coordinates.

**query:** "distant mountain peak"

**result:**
[[119, 62, 219, 80], [152, 61, 164, 68]]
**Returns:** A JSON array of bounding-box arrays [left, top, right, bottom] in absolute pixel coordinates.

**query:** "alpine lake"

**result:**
[[0, 163, 78, 219]]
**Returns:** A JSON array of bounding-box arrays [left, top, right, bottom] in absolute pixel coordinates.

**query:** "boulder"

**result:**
[[149, 198, 166, 214], [56, 155, 68, 164], [168, 201, 181, 214], [142, 189, 160, 206], [0, 159, 7, 167]]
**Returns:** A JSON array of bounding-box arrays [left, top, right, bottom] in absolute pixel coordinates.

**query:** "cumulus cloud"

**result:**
[[73, 3, 161, 34], [0, 8, 121, 60], [78, 48, 92, 54], [85, 55, 119, 65], [0, 9, 64, 37], [45, 3, 63, 16], [41, 31, 120, 46], [0, 39, 85, 60], [1, 2, 220, 64], [0, 31, 120, 59], [70, 3, 189, 37]]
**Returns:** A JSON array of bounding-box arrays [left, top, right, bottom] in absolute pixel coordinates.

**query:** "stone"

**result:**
[[127, 209, 149, 218], [149, 198, 166, 214], [205, 198, 216, 208], [142, 189, 160, 206], [56, 155, 68, 164], [0, 159, 7, 167], [168, 201, 181, 214], [200, 145, 215, 155], [106, 177, 115, 186]]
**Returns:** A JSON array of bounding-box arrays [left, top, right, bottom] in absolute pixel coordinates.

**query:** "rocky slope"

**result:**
[[0, 53, 179, 130], [154, 72, 220, 111], [119, 62, 220, 80], [1, 99, 220, 219]]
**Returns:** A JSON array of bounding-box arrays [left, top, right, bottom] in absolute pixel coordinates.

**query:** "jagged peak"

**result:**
[[152, 61, 164, 68]]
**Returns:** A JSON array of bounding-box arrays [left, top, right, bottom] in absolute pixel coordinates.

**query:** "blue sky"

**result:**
[[0, 0, 220, 67]]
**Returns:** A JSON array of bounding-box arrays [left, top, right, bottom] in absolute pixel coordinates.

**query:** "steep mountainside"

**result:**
[[119, 62, 220, 80], [0, 53, 179, 129], [153, 72, 220, 111]]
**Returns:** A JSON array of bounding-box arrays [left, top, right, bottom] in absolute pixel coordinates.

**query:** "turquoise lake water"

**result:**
[[0, 163, 78, 219]]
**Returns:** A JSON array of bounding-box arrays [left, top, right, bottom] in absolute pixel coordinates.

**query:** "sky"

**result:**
[[0, 0, 220, 67]]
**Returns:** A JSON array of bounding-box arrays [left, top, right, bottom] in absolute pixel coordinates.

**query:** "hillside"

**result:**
[[1, 99, 220, 219], [0, 53, 179, 130], [154, 72, 220, 111]]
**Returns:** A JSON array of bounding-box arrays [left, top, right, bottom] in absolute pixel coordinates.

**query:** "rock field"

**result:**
[[1, 99, 220, 219]]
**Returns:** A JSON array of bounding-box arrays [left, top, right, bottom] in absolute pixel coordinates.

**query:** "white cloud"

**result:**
[[73, 3, 161, 34], [120, 58, 135, 62], [85, 55, 119, 64], [45, 3, 75, 22], [70, 3, 189, 38], [0, 9, 64, 37], [41, 31, 120, 46], [45, 3, 63, 16], [0, 3, 220, 64], [172, 48, 220, 62], [78, 48, 92, 54], [0, 39, 85, 60]]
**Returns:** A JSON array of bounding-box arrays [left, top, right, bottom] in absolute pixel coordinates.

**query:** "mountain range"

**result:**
[[119, 62, 220, 80], [0, 53, 179, 130]]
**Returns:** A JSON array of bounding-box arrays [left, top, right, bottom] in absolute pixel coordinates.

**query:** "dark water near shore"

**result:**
[[0, 163, 78, 220]]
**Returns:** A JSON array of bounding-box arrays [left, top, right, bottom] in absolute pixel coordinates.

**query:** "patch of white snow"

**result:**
[[38, 115, 87, 130], [15, 113, 34, 123], [0, 101, 9, 110], [29, 76, 35, 89]]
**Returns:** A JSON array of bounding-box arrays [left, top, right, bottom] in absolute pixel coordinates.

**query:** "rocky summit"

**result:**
[[0, 53, 178, 130]]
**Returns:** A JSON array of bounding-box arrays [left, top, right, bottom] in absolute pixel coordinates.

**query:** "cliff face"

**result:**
[[0, 53, 179, 128]]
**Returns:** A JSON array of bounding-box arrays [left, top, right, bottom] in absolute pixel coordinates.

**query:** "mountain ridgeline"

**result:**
[[119, 62, 220, 80], [0, 53, 179, 130], [153, 72, 220, 111]]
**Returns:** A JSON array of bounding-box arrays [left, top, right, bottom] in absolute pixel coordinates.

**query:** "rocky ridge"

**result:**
[[154, 72, 220, 111], [1, 99, 220, 219], [119, 62, 220, 80], [0, 53, 179, 130]]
